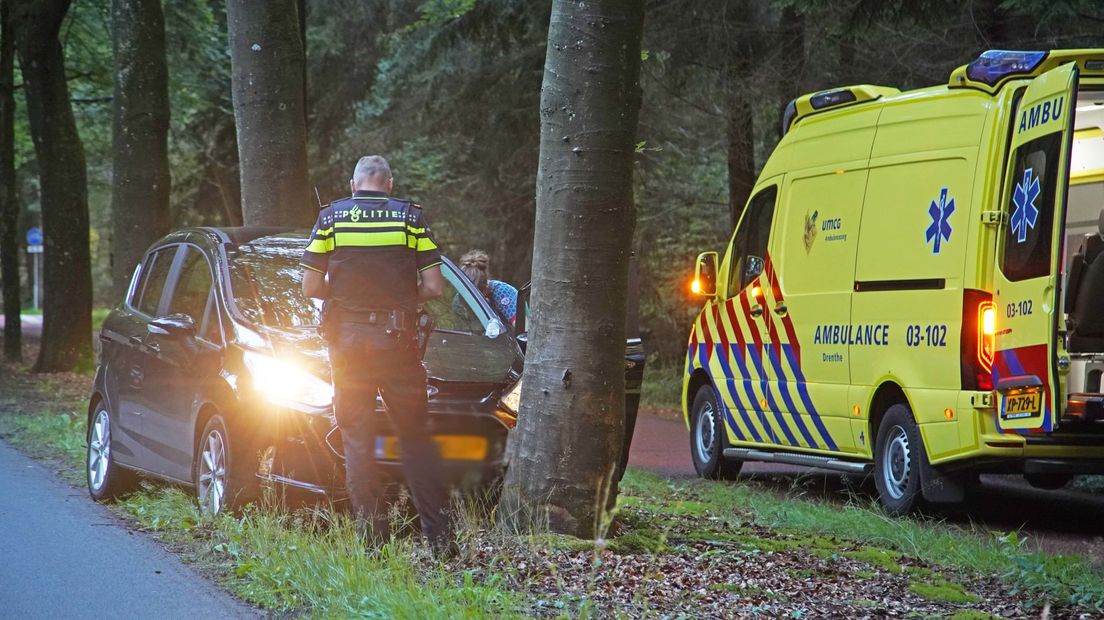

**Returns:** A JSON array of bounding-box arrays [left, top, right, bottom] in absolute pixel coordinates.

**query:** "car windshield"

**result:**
[[227, 240, 494, 333], [228, 243, 320, 329]]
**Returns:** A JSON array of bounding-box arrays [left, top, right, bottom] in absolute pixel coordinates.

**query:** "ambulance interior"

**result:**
[[1061, 90, 1104, 395]]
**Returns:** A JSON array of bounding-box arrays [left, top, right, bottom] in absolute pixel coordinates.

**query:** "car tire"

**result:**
[[874, 403, 926, 516], [193, 414, 259, 516], [689, 385, 743, 480], [1024, 473, 1073, 490], [87, 405, 137, 501]]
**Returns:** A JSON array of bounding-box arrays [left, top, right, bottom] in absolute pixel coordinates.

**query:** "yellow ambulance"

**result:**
[[684, 49, 1104, 514]]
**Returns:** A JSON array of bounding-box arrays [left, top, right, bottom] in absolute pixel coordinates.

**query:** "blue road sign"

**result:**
[[26, 227, 42, 247]]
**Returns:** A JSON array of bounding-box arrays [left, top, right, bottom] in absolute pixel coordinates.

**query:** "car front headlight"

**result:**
[[243, 350, 333, 408], [500, 380, 522, 415]]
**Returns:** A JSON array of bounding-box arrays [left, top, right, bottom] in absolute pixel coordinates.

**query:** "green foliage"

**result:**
[[908, 580, 980, 604], [640, 363, 683, 410], [608, 528, 668, 554]]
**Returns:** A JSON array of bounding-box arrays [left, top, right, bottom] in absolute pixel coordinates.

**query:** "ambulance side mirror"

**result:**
[[692, 252, 719, 297], [745, 255, 764, 282]]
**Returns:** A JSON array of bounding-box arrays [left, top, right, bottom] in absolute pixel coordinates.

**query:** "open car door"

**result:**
[[992, 61, 1079, 433]]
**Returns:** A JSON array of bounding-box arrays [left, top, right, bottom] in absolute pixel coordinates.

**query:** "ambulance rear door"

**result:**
[[992, 62, 1079, 432]]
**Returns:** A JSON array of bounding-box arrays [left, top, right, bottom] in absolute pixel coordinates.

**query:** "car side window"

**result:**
[[728, 186, 778, 295], [167, 247, 221, 343], [135, 247, 178, 316], [422, 268, 489, 334], [168, 248, 212, 320]]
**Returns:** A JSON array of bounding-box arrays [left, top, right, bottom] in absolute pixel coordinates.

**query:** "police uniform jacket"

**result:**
[[300, 190, 442, 318]]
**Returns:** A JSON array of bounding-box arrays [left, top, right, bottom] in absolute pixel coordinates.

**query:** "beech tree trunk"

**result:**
[[12, 0, 93, 373], [0, 0, 19, 361], [111, 0, 170, 299], [498, 0, 644, 539], [726, 94, 755, 230], [226, 0, 312, 227]]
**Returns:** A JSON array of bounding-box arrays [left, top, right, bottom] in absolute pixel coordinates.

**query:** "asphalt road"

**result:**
[[627, 413, 1104, 562], [0, 441, 260, 619], [0, 314, 42, 338]]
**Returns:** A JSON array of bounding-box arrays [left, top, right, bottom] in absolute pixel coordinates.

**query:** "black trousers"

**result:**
[[328, 320, 451, 545]]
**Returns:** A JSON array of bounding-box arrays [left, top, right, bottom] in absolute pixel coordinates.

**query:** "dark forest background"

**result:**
[[6, 0, 1102, 366]]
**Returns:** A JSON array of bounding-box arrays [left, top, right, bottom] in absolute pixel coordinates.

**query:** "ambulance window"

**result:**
[[729, 186, 777, 294], [1002, 133, 1062, 281]]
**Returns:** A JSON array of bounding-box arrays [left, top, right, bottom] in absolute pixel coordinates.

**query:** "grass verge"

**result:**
[[2, 364, 1102, 616], [619, 468, 1104, 611], [640, 362, 681, 410]]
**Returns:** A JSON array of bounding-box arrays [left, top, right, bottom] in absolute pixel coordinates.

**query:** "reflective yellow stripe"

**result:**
[[334, 230, 418, 248], [335, 221, 406, 229], [316, 226, 334, 236], [416, 237, 438, 252], [306, 237, 334, 253], [407, 226, 426, 234]]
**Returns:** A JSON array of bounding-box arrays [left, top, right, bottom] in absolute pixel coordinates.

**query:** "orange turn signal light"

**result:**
[[944, 408, 954, 420]]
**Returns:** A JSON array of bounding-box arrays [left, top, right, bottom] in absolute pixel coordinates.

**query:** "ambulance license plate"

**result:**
[[376, 435, 488, 461], [1003, 389, 1041, 419]]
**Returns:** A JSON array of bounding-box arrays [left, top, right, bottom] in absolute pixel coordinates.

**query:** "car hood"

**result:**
[[249, 324, 523, 388]]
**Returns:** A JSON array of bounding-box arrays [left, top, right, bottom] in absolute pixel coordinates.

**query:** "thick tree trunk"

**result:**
[[726, 93, 755, 230], [0, 0, 20, 361], [12, 0, 93, 373], [110, 0, 171, 299], [774, 5, 805, 145], [226, 0, 312, 227], [498, 0, 644, 539]]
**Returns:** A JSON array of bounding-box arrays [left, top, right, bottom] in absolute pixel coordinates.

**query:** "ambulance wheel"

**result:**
[[874, 404, 925, 516], [690, 385, 742, 480], [1024, 473, 1073, 490]]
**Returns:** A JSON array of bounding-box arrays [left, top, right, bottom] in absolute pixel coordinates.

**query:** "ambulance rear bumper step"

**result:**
[[724, 448, 872, 474]]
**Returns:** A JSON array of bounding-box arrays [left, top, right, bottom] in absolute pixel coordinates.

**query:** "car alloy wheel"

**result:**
[[197, 428, 227, 516], [88, 409, 111, 492]]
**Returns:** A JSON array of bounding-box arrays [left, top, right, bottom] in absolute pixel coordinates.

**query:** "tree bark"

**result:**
[[0, 0, 20, 361], [110, 0, 171, 299], [498, 0, 644, 539], [225, 0, 312, 227], [12, 0, 93, 373], [726, 93, 755, 230]]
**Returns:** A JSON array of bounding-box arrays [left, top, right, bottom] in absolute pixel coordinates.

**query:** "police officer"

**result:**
[[300, 155, 453, 555]]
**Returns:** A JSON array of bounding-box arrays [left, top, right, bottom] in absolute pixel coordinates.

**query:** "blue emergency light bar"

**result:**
[[965, 50, 1046, 86]]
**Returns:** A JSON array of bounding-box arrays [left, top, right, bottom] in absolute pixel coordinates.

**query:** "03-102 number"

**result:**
[[1006, 300, 1033, 318], [905, 324, 947, 347]]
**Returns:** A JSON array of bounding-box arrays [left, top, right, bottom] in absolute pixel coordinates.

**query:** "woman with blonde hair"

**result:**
[[459, 249, 518, 325]]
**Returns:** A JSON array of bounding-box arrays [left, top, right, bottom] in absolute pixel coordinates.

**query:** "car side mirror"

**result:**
[[148, 313, 197, 340], [692, 251, 719, 297], [745, 255, 764, 282]]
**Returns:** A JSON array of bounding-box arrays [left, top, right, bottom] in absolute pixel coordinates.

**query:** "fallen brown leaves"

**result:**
[[438, 511, 1094, 619]]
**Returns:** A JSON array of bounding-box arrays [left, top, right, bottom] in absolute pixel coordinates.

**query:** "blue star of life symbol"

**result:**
[[925, 187, 954, 254], [1010, 167, 1041, 244]]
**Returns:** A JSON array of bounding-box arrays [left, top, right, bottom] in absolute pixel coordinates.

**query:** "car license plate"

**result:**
[[376, 435, 488, 461], [1003, 389, 1041, 419]]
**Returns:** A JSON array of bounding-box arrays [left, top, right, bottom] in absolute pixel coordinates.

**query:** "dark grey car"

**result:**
[[86, 227, 522, 514]]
